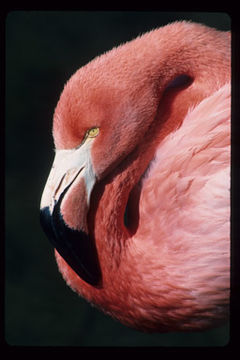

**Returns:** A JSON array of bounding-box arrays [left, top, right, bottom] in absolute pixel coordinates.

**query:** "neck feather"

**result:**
[[88, 21, 230, 273]]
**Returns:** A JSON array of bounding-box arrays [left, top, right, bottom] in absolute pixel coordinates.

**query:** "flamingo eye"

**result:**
[[87, 127, 99, 138]]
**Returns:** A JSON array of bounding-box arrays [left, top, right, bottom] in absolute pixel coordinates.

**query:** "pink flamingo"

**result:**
[[40, 21, 230, 332]]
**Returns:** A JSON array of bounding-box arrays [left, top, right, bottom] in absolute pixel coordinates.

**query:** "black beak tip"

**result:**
[[40, 206, 101, 287]]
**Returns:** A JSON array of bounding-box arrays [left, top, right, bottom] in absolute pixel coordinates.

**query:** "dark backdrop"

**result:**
[[5, 11, 230, 347]]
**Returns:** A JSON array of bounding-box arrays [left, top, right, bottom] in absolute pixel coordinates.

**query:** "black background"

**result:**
[[5, 11, 231, 346]]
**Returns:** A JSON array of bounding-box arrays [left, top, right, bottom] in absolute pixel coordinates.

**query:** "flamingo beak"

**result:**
[[40, 141, 101, 286]]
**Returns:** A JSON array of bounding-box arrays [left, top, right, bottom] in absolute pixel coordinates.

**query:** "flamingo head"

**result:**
[[39, 38, 167, 286]]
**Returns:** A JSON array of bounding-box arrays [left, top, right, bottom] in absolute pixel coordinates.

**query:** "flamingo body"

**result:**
[[40, 21, 230, 332]]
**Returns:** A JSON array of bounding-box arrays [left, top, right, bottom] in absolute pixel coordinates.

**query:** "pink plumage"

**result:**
[[40, 21, 230, 332]]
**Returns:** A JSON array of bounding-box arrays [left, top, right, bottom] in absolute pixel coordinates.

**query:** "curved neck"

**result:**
[[88, 23, 230, 272]]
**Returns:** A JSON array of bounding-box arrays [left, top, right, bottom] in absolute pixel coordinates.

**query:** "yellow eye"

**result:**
[[88, 127, 99, 138]]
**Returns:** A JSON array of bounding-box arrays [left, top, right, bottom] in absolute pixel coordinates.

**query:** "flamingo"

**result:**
[[40, 21, 230, 332]]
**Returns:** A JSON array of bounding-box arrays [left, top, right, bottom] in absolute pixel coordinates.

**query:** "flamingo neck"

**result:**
[[88, 22, 230, 277]]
